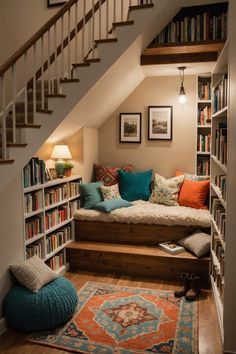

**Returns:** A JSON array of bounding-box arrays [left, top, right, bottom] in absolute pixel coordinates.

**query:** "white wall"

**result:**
[[0, 0, 58, 66], [99, 75, 197, 178]]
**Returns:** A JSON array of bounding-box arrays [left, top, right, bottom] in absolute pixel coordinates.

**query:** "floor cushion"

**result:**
[[4, 276, 78, 332]]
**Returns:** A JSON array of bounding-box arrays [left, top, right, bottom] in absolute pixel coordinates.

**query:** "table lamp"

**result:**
[[51, 144, 72, 178]]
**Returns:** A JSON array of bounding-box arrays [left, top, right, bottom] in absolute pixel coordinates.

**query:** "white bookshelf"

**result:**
[[196, 74, 212, 176], [210, 40, 228, 341], [22, 165, 82, 275]]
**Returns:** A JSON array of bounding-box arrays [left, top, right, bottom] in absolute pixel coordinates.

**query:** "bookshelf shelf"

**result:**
[[22, 159, 82, 274], [211, 218, 225, 251], [211, 155, 227, 173], [211, 106, 228, 119], [211, 183, 226, 209]]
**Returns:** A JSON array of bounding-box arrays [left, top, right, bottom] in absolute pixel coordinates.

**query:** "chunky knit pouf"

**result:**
[[4, 276, 78, 332]]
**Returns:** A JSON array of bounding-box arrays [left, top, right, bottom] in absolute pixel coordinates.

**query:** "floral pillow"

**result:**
[[94, 164, 132, 186], [100, 184, 121, 200], [149, 173, 184, 206]]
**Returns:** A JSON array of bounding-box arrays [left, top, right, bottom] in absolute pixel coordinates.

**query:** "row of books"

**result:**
[[213, 75, 228, 113], [215, 175, 227, 202], [212, 232, 225, 277], [46, 252, 64, 271], [45, 205, 69, 230], [25, 215, 43, 240], [153, 12, 227, 45], [46, 225, 72, 254], [197, 157, 210, 176], [26, 240, 43, 259], [197, 133, 211, 152], [24, 191, 43, 214], [198, 80, 211, 101], [23, 158, 46, 188], [45, 185, 69, 206], [69, 182, 81, 198], [198, 105, 211, 125], [213, 123, 227, 166], [211, 262, 224, 303], [211, 196, 226, 241]]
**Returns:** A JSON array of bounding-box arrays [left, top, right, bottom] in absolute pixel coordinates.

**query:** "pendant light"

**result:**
[[178, 66, 187, 105]]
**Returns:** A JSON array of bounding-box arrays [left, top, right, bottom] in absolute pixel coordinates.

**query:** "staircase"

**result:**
[[0, 0, 183, 194]]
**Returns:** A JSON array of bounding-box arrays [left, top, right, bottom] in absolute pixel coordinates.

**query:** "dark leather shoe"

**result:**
[[185, 273, 201, 301]]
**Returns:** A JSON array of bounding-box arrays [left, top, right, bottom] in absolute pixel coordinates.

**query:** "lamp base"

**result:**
[[55, 161, 64, 178]]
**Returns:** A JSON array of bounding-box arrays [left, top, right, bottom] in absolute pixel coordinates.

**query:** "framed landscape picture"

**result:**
[[119, 113, 141, 143], [148, 106, 173, 140], [47, 0, 67, 7]]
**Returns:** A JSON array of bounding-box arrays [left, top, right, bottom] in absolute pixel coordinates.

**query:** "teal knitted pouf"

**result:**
[[4, 276, 78, 332]]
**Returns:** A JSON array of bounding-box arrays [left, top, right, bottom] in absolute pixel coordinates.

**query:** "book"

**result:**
[[158, 241, 185, 255]]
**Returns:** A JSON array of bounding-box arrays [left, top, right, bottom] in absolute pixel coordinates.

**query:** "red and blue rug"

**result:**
[[29, 282, 198, 353]]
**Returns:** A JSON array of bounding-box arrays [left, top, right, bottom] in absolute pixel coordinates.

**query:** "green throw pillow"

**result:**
[[94, 198, 133, 213], [118, 169, 153, 201], [79, 181, 103, 209]]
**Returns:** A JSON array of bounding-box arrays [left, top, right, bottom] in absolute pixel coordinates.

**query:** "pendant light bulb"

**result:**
[[178, 66, 187, 105]]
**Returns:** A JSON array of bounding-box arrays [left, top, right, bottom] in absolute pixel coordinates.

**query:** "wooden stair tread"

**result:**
[[6, 143, 27, 147], [72, 63, 90, 67], [113, 20, 134, 27], [0, 159, 14, 164], [67, 241, 208, 260], [36, 109, 53, 114], [60, 78, 80, 83], [85, 58, 101, 63], [129, 4, 153, 11], [95, 38, 117, 44], [45, 94, 66, 98], [16, 123, 41, 128]]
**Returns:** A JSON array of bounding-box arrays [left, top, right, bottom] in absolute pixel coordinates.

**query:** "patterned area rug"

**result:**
[[29, 282, 198, 353]]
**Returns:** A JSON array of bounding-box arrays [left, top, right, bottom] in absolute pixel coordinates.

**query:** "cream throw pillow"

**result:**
[[100, 183, 121, 200], [10, 255, 58, 293], [149, 173, 184, 206]]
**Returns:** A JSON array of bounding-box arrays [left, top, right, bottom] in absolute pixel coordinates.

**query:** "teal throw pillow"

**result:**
[[79, 181, 103, 209], [94, 198, 133, 213], [118, 169, 153, 201]]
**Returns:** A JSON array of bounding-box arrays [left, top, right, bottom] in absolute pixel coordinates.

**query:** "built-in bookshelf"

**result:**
[[196, 75, 211, 176], [149, 2, 228, 46], [210, 40, 228, 338], [22, 158, 82, 274]]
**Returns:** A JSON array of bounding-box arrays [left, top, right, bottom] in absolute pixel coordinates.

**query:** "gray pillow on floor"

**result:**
[[177, 230, 211, 257]]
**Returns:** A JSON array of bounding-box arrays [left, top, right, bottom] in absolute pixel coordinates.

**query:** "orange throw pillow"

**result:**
[[178, 179, 210, 209]]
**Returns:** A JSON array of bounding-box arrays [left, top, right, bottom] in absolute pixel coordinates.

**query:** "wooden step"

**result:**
[[36, 108, 53, 114], [44, 94, 66, 98], [85, 58, 101, 63], [15, 123, 41, 128], [113, 20, 134, 27], [67, 241, 210, 282], [95, 38, 117, 44], [0, 159, 14, 164], [60, 78, 80, 83], [6, 143, 27, 148], [129, 3, 154, 11], [72, 63, 90, 68]]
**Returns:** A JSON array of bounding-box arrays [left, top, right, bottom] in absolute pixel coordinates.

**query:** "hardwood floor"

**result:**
[[0, 270, 222, 354]]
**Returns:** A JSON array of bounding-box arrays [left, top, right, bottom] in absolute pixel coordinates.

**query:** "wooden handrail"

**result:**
[[0, 0, 78, 76]]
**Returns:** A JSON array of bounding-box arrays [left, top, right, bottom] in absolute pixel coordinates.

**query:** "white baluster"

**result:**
[[61, 15, 64, 78], [48, 30, 51, 94], [1, 74, 7, 159], [24, 52, 29, 123], [54, 23, 58, 92], [11, 64, 16, 143], [33, 43, 36, 117], [121, 0, 124, 22], [41, 36, 45, 108], [82, 0, 85, 59], [106, 0, 109, 39], [92, 0, 95, 58], [113, 0, 116, 24], [68, 8, 71, 78], [75, 1, 78, 63], [99, 0, 102, 39]]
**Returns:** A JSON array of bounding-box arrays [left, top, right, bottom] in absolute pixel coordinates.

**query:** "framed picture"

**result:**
[[119, 113, 141, 143], [47, 0, 67, 7], [49, 168, 57, 179], [45, 169, 52, 181], [148, 106, 173, 140]]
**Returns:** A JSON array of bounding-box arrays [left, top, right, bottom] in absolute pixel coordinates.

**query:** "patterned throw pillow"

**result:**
[[94, 164, 132, 186], [100, 184, 121, 200], [175, 170, 209, 181], [149, 173, 184, 206]]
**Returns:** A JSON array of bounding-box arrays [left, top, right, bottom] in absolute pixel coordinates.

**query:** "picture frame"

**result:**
[[45, 169, 52, 181], [47, 0, 67, 7], [119, 113, 141, 143], [148, 106, 173, 140], [49, 168, 57, 179]]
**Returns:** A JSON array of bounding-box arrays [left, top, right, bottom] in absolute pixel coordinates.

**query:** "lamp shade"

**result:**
[[51, 145, 72, 159]]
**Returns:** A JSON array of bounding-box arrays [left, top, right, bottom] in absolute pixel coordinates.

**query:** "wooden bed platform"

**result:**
[[66, 220, 210, 283]]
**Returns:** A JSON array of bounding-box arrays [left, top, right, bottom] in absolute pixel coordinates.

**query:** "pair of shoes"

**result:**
[[174, 273, 201, 301]]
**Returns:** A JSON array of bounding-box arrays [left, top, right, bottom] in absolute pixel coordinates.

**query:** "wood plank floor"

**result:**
[[0, 270, 222, 354]]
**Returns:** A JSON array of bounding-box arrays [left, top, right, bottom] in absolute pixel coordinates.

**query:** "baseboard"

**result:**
[[0, 316, 7, 335]]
